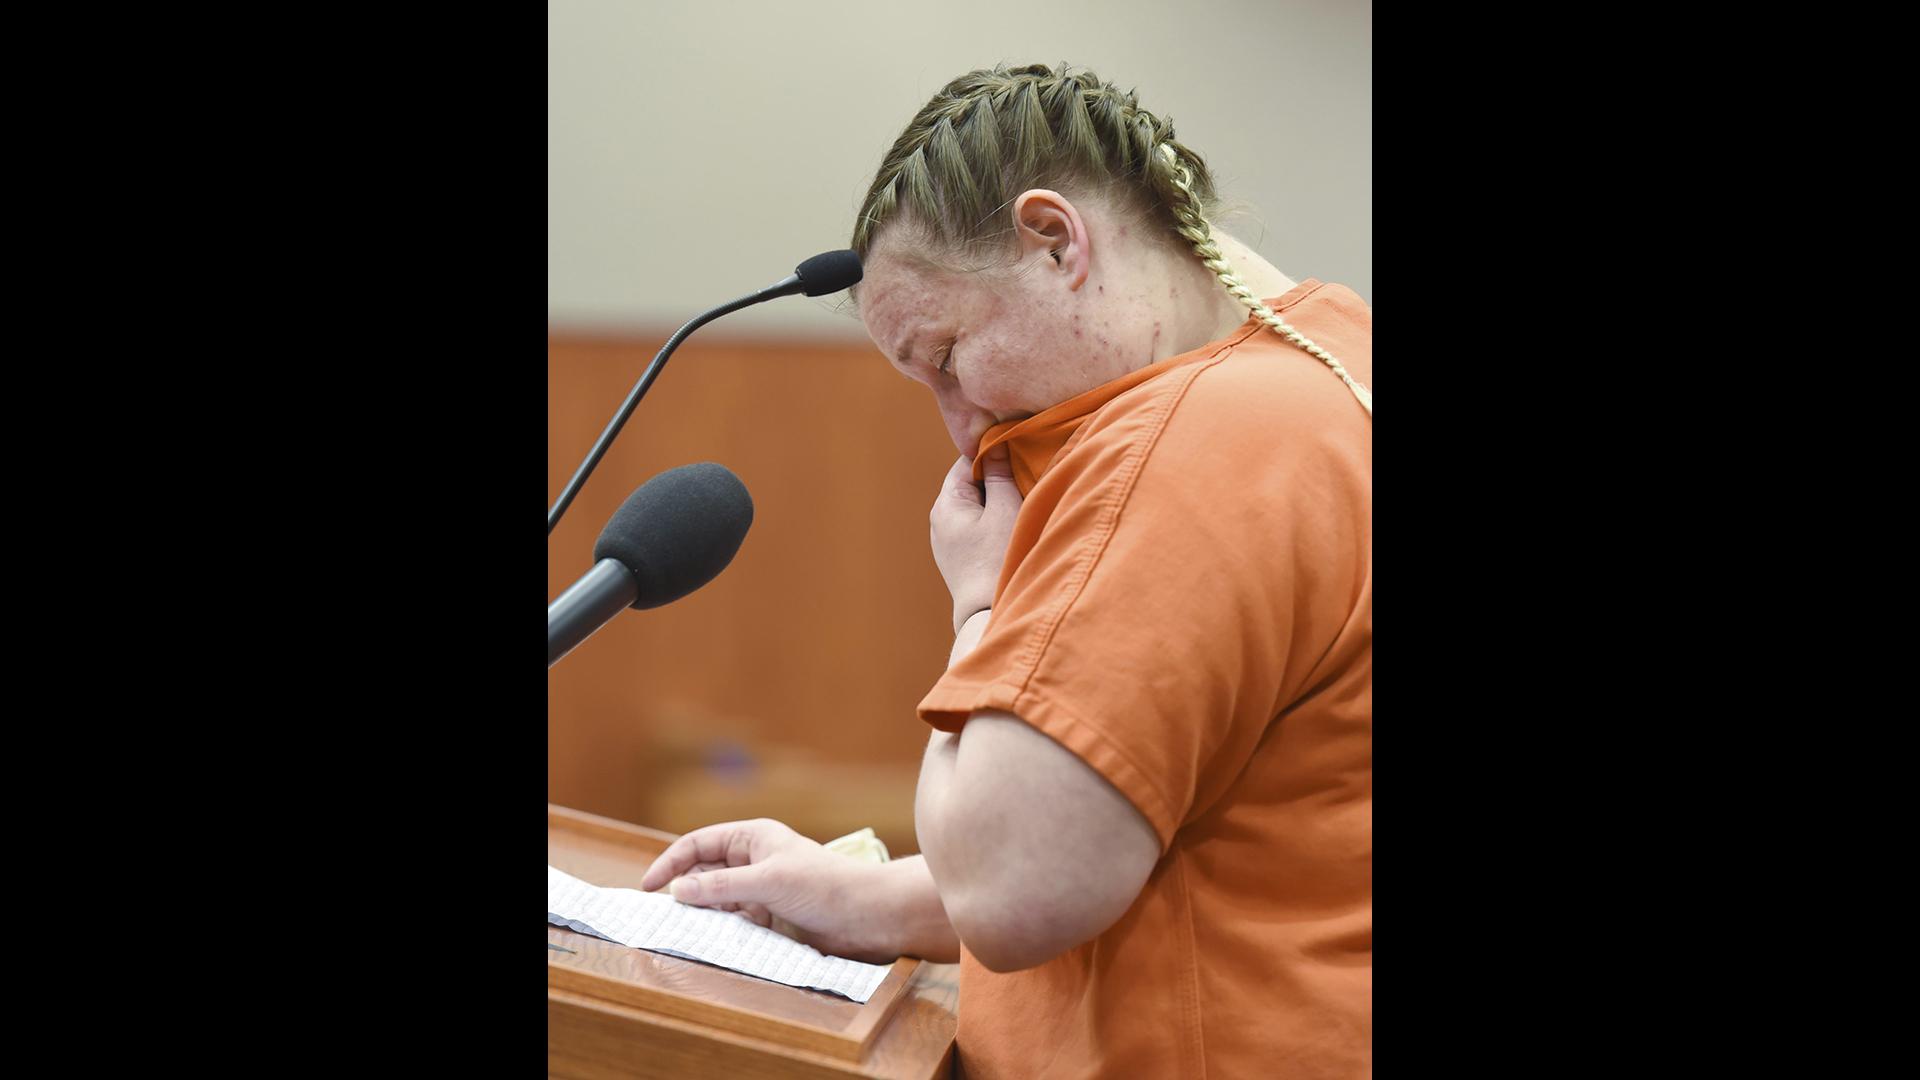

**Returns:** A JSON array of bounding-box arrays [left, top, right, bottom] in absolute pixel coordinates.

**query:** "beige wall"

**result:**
[[549, 0, 1371, 339]]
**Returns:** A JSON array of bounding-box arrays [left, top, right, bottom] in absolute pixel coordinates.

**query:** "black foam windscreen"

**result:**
[[794, 249, 863, 296], [592, 463, 754, 609]]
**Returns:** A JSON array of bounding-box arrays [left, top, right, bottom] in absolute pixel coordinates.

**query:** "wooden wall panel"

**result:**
[[548, 332, 959, 855]]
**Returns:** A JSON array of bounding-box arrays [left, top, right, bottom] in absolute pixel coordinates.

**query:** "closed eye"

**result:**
[[934, 344, 954, 376]]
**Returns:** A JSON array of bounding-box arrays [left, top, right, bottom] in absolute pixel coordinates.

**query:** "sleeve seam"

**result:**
[[1005, 684, 1184, 851]]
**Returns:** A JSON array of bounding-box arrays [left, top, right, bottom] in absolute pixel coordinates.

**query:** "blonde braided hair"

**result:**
[[851, 63, 1371, 417], [1151, 144, 1371, 415]]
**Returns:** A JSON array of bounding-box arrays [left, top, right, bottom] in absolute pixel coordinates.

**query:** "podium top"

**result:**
[[548, 804, 956, 1076]]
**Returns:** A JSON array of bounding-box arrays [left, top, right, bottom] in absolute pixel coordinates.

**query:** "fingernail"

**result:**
[[671, 876, 700, 902]]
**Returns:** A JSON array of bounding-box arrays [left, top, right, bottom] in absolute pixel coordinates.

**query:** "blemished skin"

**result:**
[[638, 190, 1297, 971]]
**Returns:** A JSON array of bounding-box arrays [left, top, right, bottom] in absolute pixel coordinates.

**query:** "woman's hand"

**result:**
[[930, 445, 1023, 632], [638, 818, 901, 963]]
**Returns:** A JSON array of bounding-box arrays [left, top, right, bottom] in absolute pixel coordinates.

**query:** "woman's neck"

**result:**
[[1155, 231, 1298, 361], [1213, 230, 1298, 300]]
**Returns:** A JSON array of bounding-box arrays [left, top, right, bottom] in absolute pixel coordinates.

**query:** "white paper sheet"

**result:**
[[547, 865, 892, 1003]]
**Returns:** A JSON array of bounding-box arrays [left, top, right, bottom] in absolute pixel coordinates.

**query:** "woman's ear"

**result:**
[[1011, 189, 1091, 291]]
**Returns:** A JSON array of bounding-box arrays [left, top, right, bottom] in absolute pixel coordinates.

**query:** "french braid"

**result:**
[[852, 64, 1371, 417]]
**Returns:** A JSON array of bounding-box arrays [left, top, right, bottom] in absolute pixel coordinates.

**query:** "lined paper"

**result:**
[[547, 865, 891, 1003]]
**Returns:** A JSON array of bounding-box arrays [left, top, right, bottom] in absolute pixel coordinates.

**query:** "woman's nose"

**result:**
[[944, 403, 990, 453], [934, 391, 986, 456]]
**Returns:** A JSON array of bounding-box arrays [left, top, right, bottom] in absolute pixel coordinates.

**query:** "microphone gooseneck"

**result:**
[[547, 250, 863, 536]]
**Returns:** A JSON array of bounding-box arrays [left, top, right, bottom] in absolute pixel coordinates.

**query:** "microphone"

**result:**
[[754, 249, 866, 300], [548, 462, 754, 667], [547, 250, 862, 535]]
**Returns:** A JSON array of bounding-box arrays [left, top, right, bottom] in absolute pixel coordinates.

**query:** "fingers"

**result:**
[[975, 445, 1022, 540], [979, 445, 1020, 509], [706, 899, 772, 928], [684, 859, 732, 883], [640, 829, 714, 891], [639, 821, 763, 891], [668, 860, 785, 909], [936, 454, 984, 512]]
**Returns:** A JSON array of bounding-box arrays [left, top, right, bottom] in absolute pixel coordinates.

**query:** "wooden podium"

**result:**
[[548, 805, 958, 1079]]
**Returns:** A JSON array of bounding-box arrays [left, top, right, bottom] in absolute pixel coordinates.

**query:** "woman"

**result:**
[[640, 63, 1371, 1078]]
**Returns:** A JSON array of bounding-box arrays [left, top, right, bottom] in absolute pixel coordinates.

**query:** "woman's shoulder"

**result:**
[[1048, 337, 1368, 511], [1177, 324, 1372, 446]]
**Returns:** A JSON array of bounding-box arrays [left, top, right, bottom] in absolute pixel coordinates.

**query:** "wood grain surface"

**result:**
[[547, 331, 958, 858], [548, 804, 956, 1078]]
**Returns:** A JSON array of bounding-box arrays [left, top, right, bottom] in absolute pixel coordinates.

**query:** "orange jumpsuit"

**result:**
[[923, 281, 1373, 1078]]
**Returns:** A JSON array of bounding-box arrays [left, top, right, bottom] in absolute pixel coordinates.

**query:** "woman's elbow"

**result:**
[[945, 888, 1113, 973], [950, 907, 1060, 972]]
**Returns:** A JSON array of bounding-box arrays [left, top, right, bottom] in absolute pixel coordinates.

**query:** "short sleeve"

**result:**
[[917, 351, 1371, 850]]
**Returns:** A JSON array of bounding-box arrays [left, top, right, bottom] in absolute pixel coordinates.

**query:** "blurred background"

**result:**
[[548, 0, 1371, 857]]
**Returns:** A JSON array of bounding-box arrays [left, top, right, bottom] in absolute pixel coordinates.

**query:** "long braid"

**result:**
[[1150, 144, 1372, 416], [853, 64, 1370, 417]]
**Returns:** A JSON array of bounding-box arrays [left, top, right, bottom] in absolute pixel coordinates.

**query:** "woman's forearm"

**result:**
[[874, 855, 960, 962]]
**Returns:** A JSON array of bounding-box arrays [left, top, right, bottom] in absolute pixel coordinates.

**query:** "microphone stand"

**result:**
[[547, 274, 806, 535]]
